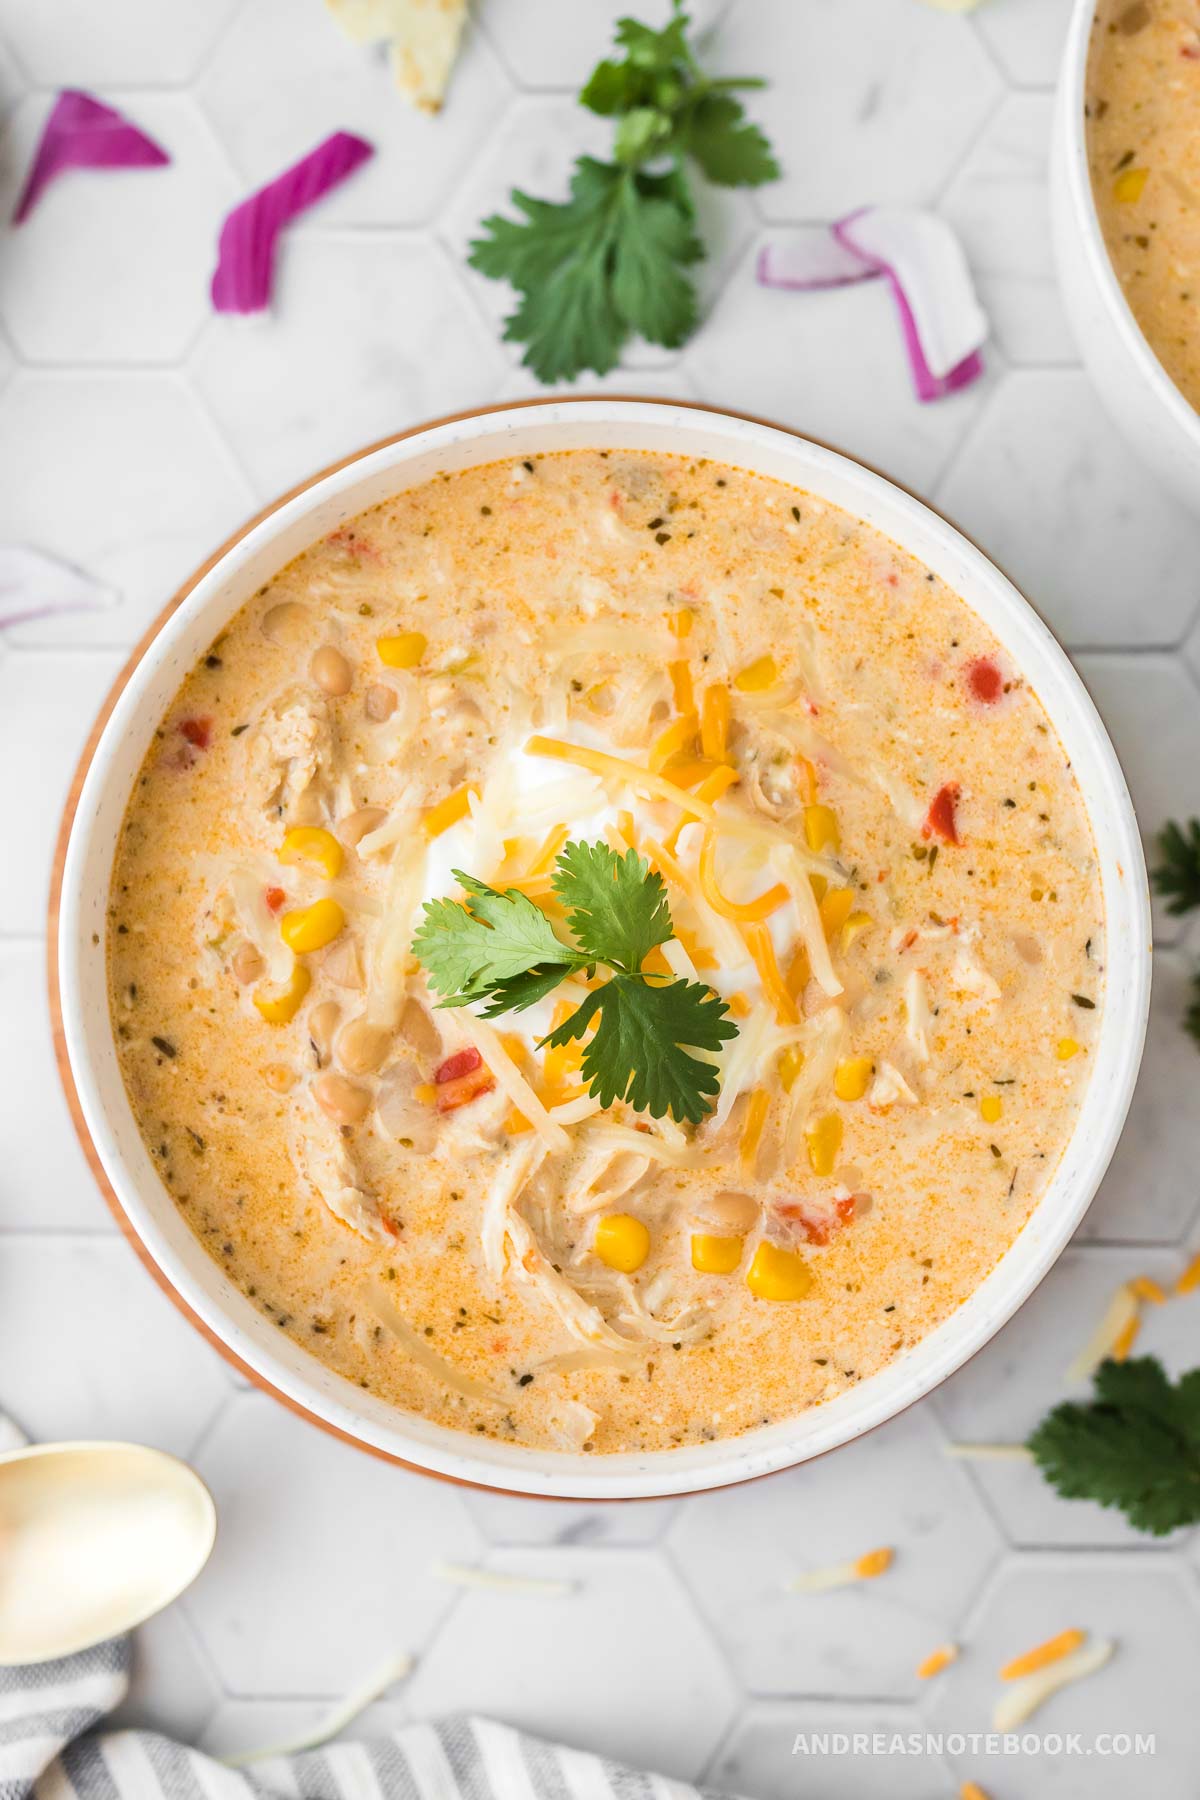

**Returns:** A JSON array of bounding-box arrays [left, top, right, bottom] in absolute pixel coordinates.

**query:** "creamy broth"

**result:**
[[108, 451, 1103, 1455], [1088, 0, 1200, 412]]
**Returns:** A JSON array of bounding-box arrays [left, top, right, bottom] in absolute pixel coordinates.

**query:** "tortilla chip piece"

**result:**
[[324, 0, 468, 112]]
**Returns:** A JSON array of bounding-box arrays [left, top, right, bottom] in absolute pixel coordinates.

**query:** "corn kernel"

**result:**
[[746, 1240, 812, 1301], [252, 962, 311, 1024], [804, 803, 840, 854], [1113, 166, 1148, 204], [806, 1111, 844, 1177], [834, 1056, 872, 1102], [980, 1094, 1002, 1124], [376, 631, 426, 668], [691, 1233, 744, 1275], [734, 653, 779, 693], [593, 1213, 650, 1273], [279, 825, 344, 881], [1056, 1037, 1080, 1061], [841, 910, 872, 949], [279, 897, 344, 954], [819, 885, 854, 939], [778, 1044, 805, 1091]]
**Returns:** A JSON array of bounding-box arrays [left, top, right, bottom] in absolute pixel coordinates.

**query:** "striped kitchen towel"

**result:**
[[0, 1652, 707, 1800], [0, 1419, 715, 1800]]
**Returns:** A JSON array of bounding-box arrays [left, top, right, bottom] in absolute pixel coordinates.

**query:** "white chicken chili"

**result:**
[[107, 450, 1104, 1455]]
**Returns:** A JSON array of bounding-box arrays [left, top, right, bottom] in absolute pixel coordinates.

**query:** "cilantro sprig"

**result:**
[[468, 2, 779, 383], [1152, 817, 1200, 916], [1028, 1356, 1200, 1536], [412, 838, 737, 1123], [1150, 818, 1200, 1048]]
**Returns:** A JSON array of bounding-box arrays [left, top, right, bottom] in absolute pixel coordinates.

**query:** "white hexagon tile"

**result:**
[[403, 1548, 738, 1778], [669, 1405, 1004, 1700], [0, 646, 126, 928], [0, 940, 116, 1233], [3, 3, 1200, 1797], [925, 1556, 1200, 1798], [0, 1235, 231, 1453], [939, 94, 1076, 369], [0, 30, 23, 124], [972, 0, 1076, 89], [712, 0, 1004, 220], [187, 1392, 481, 1695], [198, 0, 512, 229], [0, 373, 254, 648], [190, 236, 505, 497], [936, 371, 1200, 649], [0, 93, 236, 365], [1076, 948, 1200, 1244], [686, 237, 1000, 496], [710, 1700, 955, 1800], [479, 0, 730, 89], [0, 0, 242, 88]]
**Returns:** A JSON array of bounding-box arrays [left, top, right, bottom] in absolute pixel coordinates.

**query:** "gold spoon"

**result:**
[[0, 1440, 216, 1664]]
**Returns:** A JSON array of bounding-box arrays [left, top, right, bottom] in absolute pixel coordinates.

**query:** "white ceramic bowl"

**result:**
[[1051, 0, 1200, 511], [58, 399, 1151, 1499]]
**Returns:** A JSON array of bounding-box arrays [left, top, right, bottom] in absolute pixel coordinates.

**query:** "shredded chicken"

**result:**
[[291, 1092, 397, 1245], [869, 1060, 919, 1110], [247, 689, 334, 826]]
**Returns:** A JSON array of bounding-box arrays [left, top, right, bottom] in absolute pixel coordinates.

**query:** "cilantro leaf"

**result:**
[[470, 159, 701, 382], [677, 92, 780, 187], [1152, 817, 1200, 915], [412, 876, 583, 1004], [1028, 1356, 1200, 1536], [611, 174, 702, 345], [412, 836, 740, 1121], [553, 839, 673, 972], [470, 159, 628, 383], [470, 0, 777, 382], [1187, 969, 1200, 1049], [542, 972, 736, 1123]]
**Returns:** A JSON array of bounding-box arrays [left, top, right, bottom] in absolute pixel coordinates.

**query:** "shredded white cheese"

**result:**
[[992, 1637, 1115, 1731]]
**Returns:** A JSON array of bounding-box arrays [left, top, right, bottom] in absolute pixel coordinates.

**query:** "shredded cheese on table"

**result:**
[[788, 1546, 894, 1592], [991, 1635, 1114, 1731], [1065, 1282, 1140, 1384]]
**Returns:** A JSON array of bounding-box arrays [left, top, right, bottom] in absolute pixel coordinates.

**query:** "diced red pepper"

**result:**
[[964, 657, 1003, 705], [774, 1193, 860, 1247], [264, 885, 286, 914], [179, 716, 213, 750], [435, 1047, 483, 1085], [922, 782, 962, 846], [436, 1065, 495, 1113]]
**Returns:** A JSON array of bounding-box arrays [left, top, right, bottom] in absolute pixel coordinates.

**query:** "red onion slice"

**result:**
[[13, 89, 169, 225], [211, 131, 374, 315], [758, 206, 988, 403]]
